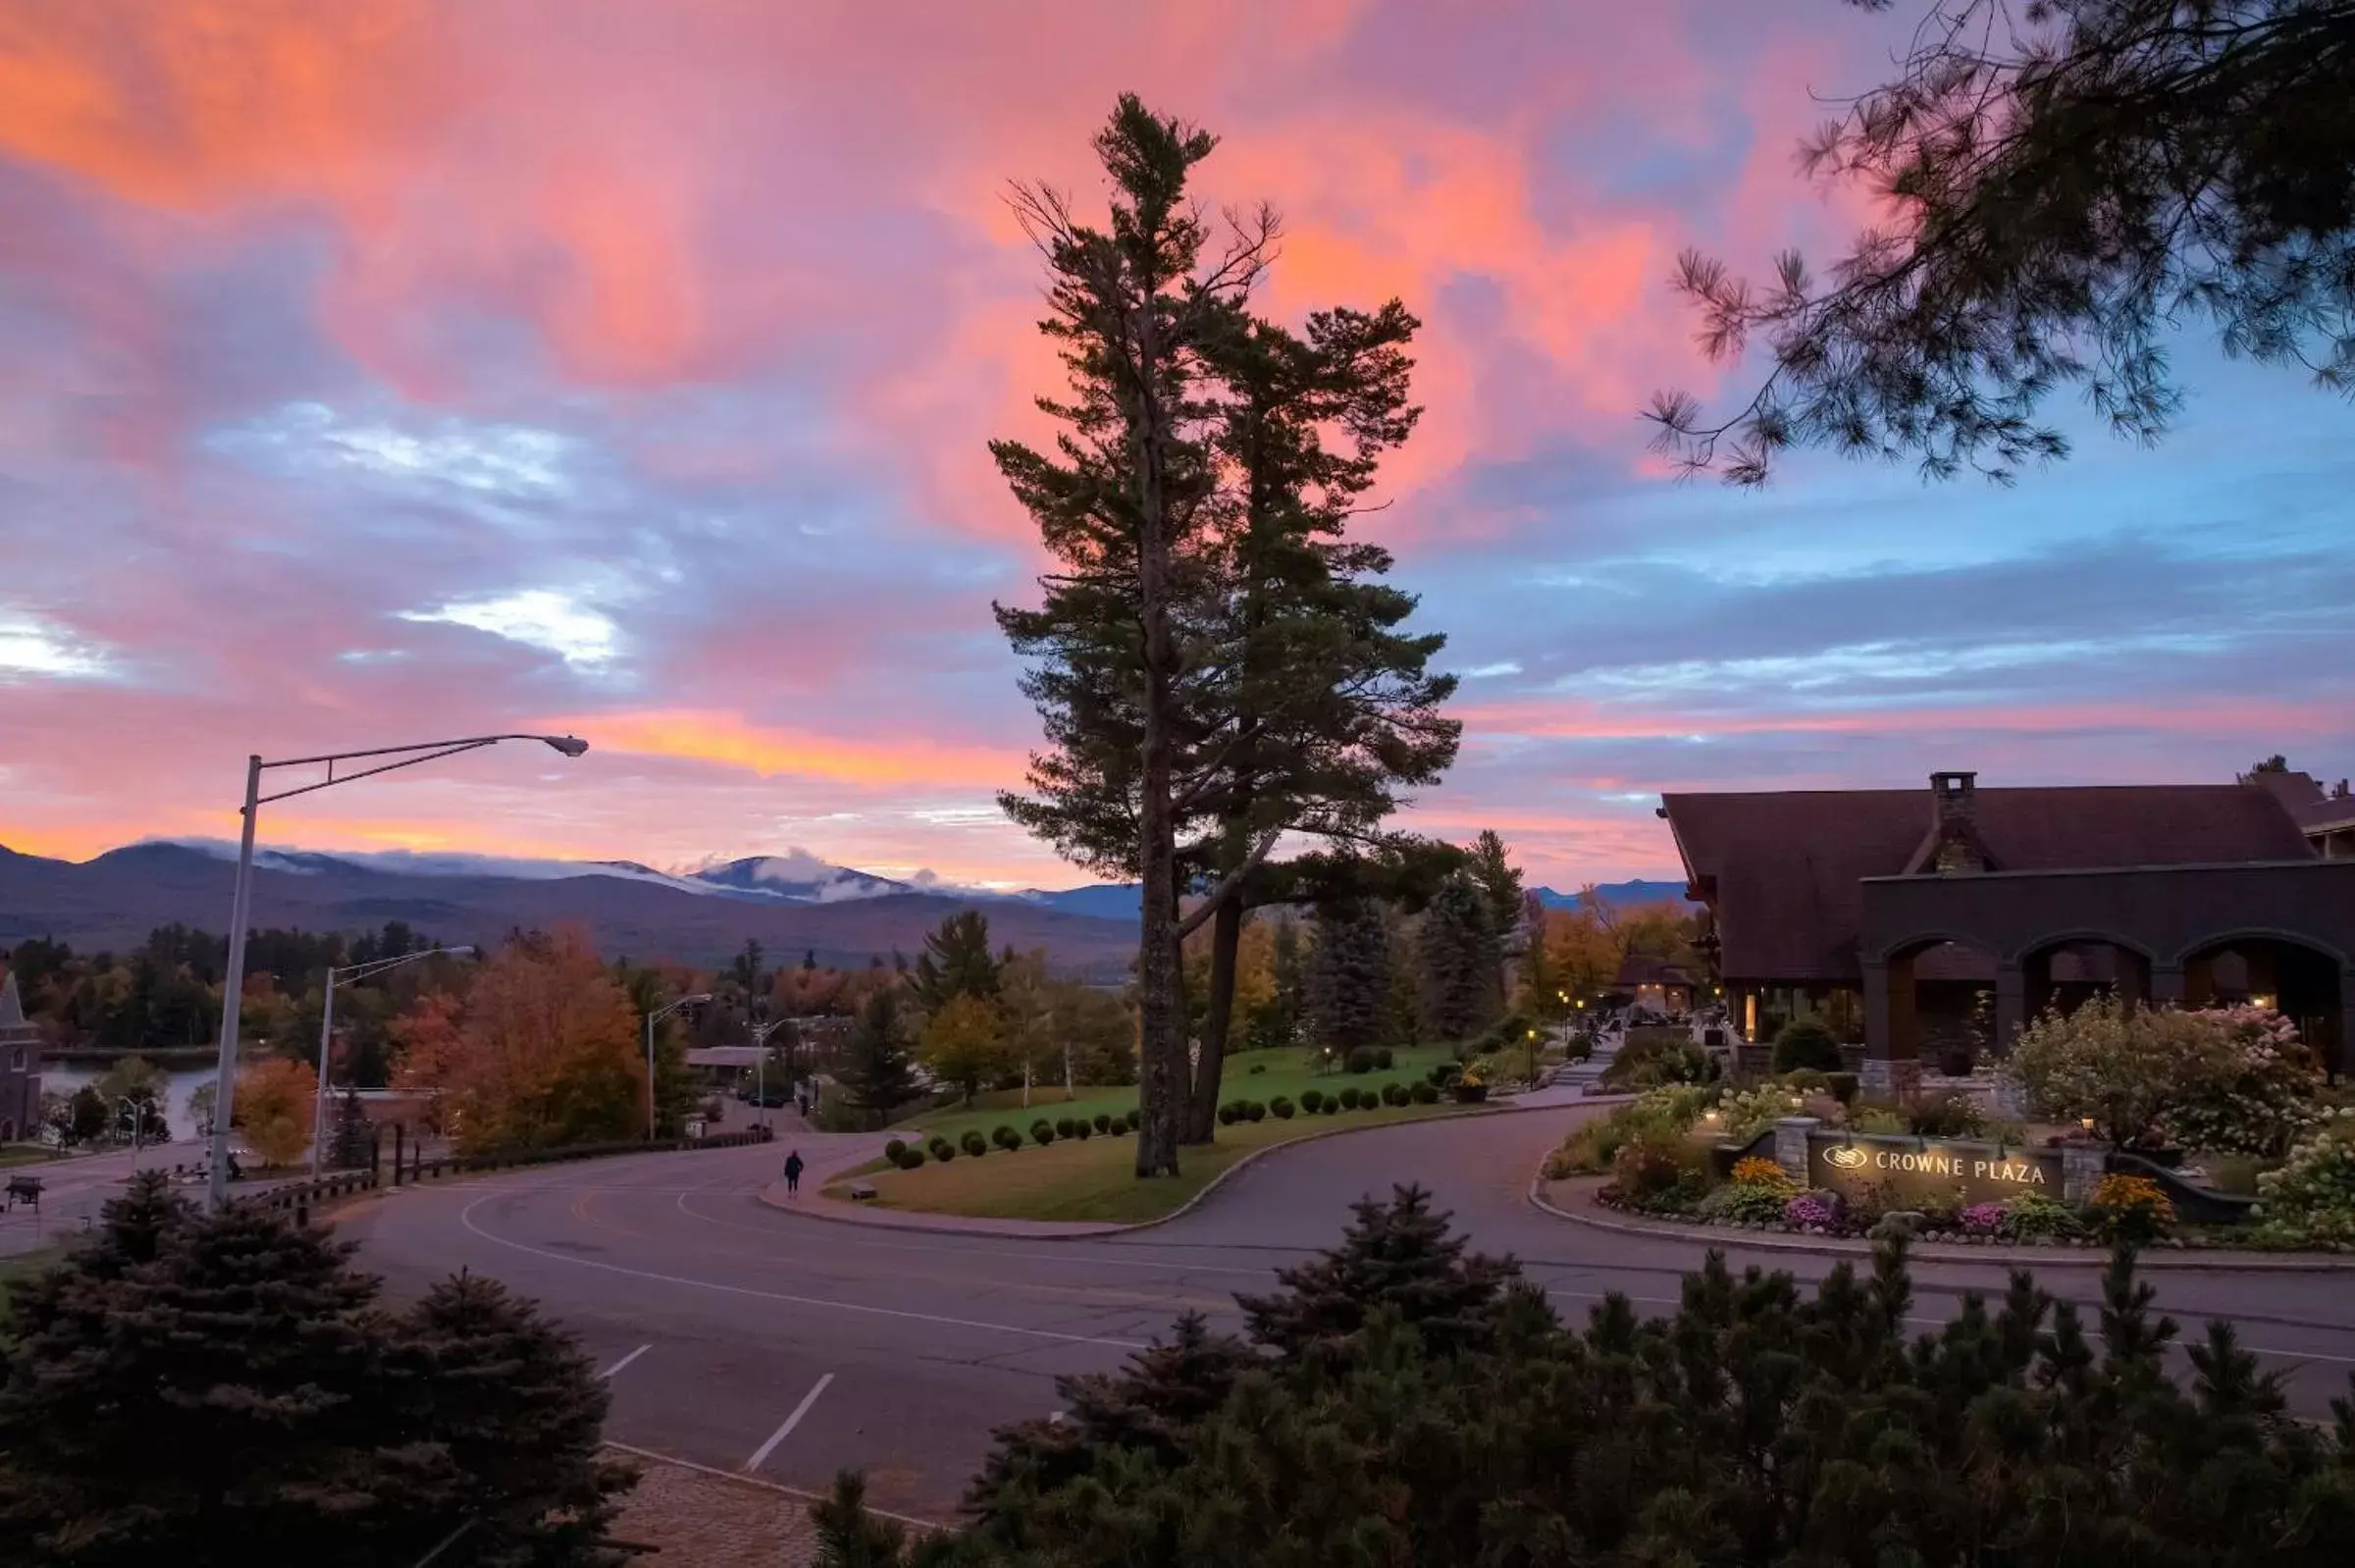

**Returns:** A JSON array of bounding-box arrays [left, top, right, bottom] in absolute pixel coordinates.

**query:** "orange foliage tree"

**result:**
[[236, 1057, 317, 1169], [432, 928, 645, 1154]]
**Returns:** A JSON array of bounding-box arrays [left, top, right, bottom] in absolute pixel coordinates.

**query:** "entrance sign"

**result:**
[[1806, 1131, 2062, 1207]]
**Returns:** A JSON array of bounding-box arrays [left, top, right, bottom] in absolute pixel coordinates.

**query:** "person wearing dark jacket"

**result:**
[[783, 1149, 806, 1195]]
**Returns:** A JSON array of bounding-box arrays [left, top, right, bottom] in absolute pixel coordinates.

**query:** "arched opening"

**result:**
[[2014, 933, 2156, 1031], [1872, 935, 2003, 1081], [2180, 933, 2346, 1073]]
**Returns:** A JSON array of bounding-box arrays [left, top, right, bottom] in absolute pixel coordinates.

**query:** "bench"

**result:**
[[5, 1174, 41, 1211]]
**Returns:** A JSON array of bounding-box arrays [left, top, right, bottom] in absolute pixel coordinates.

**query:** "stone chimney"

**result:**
[[1928, 770, 1986, 873]]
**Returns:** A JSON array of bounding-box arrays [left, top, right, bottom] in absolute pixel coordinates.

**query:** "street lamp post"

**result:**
[[310, 945, 475, 1181], [748, 1017, 794, 1133], [205, 733, 588, 1210], [645, 993, 712, 1140]]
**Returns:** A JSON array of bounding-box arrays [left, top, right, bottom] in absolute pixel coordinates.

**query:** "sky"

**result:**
[[0, 0, 2348, 891]]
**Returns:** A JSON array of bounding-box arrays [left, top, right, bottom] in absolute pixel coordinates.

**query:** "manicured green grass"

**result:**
[[838, 1099, 1460, 1224], [0, 1144, 59, 1169], [897, 1044, 1454, 1149]]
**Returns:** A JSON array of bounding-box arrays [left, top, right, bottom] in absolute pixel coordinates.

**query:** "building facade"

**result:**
[[0, 972, 41, 1142], [1663, 771, 2355, 1094]]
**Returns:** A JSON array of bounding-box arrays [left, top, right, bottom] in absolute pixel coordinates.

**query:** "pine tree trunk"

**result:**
[[1132, 307, 1183, 1179], [1183, 895, 1242, 1143]]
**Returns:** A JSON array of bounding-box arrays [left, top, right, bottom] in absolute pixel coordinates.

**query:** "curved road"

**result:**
[[347, 1108, 2355, 1519]]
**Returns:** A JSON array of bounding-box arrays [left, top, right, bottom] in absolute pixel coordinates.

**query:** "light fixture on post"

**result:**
[[310, 944, 476, 1181], [646, 992, 714, 1140], [202, 732, 589, 1211]]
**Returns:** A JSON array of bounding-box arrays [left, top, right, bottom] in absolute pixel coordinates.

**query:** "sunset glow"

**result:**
[[2, 1, 2346, 887]]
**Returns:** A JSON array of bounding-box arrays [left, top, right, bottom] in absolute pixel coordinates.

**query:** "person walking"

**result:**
[[783, 1149, 806, 1197]]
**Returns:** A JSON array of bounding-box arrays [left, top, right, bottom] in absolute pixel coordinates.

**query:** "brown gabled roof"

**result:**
[[1663, 783, 2315, 983]]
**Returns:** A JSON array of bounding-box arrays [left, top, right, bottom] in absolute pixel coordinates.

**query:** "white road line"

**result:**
[[598, 1343, 654, 1381], [744, 1373, 836, 1472], [457, 1193, 1150, 1350]]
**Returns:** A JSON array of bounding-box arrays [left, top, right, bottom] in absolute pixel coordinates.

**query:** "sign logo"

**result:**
[[1823, 1145, 1868, 1171]]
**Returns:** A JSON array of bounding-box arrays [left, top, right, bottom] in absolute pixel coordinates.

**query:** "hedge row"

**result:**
[[885, 1109, 1145, 1170], [1221, 1080, 1436, 1124]]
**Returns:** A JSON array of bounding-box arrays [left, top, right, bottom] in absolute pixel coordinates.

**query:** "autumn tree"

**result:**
[[993, 96, 1276, 1178], [1649, 0, 2355, 485], [442, 930, 644, 1153], [236, 1057, 317, 1168], [919, 992, 1009, 1107]]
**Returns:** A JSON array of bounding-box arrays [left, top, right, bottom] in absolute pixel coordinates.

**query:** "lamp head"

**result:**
[[542, 734, 590, 758]]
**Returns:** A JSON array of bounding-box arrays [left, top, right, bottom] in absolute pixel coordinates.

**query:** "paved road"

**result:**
[[0, 1144, 207, 1257], [346, 1107, 2355, 1520]]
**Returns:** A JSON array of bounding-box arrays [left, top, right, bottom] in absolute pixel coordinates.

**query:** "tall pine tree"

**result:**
[[993, 96, 1275, 1177], [835, 988, 919, 1130], [911, 911, 1003, 1015], [1417, 873, 1498, 1044]]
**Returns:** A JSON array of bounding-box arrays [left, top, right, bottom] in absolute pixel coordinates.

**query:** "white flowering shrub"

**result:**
[[2005, 999, 2323, 1155], [2253, 1111, 2355, 1249]]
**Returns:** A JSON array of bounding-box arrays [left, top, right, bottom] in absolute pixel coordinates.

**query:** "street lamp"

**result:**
[[310, 945, 475, 1180], [204, 733, 588, 1209], [748, 1017, 795, 1132], [646, 993, 713, 1140], [1526, 1027, 1539, 1091]]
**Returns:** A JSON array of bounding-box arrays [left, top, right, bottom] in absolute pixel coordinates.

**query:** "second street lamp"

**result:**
[[310, 944, 475, 1181], [645, 993, 713, 1140]]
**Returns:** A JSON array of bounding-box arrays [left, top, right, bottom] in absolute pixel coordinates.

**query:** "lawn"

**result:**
[[837, 1098, 1462, 1224], [892, 1043, 1457, 1150], [0, 1143, 59, 1169]]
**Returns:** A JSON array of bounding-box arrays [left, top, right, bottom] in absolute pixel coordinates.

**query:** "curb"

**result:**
[[1524, 1172, 2355, 1274], [766, 1093, 1631, 1241], [601, 1440, 942, 1531]]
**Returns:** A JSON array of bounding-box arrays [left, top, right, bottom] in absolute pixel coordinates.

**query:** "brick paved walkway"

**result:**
[[608, 1447, 826, 1564]]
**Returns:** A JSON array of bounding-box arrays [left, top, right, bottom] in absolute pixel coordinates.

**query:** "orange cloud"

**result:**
[[548, 708, 1029, 790]]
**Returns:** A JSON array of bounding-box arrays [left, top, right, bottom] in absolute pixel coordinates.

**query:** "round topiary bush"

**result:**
[[932, 1141, 957, 1164], [1338, 1086, 1364, 1110], [1374, 1046, 1394, 1070], [1346, 1047, 1377, 1074], [1382, 1081, 1408, 1106], [1300, 1089, 1325, 1113], [1031, 1121, 1055, 1147], [1270, 1096, 1294, 1119], [1092, 1113, 1112, 1133], [1771, 1019, 1845, 1074], [961, 1129, 988, 1158], [896, 1144, 926, 1168], [1124, 1109, 1141, 1132], [1073, 1121, 1092, 1139], [1217, 1105, 1239, 1125], [1248, 1062, 1267, 1074], [1243, 1101, 1267, 1123], [1054, 1117, 1077, 1138], [1324, 1096, 1342, 1115], [884, 1138, 908, 1163], [993, 1124, 1022, 1151], [1409, 1079, 1439, 1104]]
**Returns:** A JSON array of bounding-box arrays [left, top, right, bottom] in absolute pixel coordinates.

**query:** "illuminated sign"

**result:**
[[1805, 1133, 2062, 1206]]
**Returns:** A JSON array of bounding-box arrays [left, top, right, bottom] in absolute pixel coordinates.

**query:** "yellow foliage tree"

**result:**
[[445, 928, 644, 1154], [920, 991, 1008, 1106], [236, 1057, 317, 1169]]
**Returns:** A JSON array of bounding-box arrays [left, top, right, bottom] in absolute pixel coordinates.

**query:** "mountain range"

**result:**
[[0, 840, 1689, 974]]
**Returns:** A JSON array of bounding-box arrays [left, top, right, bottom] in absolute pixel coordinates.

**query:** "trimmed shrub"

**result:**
[[1770, 1019, 1844, 1074], [1073, 1121, 1092, 1140], [1054, 1117, 1077, 1138], [1092, 1113, 1113, 1134], [1345, 1047, 1377, 1074], [2253, 1111, 2355, 1247], [1908, 1091, 1986, 1138], [1270, 1097, 1295, 1120], [1218, 1105, 1239, 1125], [1374, 1047, 1394, 1070], [1825, 1071, 1860, 1104], [1337, 1086, 1364, 1111], [1247, 1063, 1267, 1075], [1409, 1080, 1439, 1105], [1300, 1089, 1325, 1113], [932, 1140, 957, 1164], [992, 1124, 1022, 1152], [1124, 1110, 1141, 1132], [1243, 1101, 1267, 1123], [896, 1145, 926, 1169], [1030, 1121, 1055, 1147], [961, 1130, 988, 1158], [1381, 1081, 1409, 1107], [1321, 1096, 1340, 1115], [1698, 1180, 1794, 1226], [2001, 1192, 2082, 1241], [883, 1138, 908, 1163]]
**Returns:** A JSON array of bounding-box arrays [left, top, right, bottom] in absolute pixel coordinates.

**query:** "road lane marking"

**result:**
[[745, 1373, 836, 1472], [598, 1343, 654, 1381], [457, 1193, 1150, 1350]]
